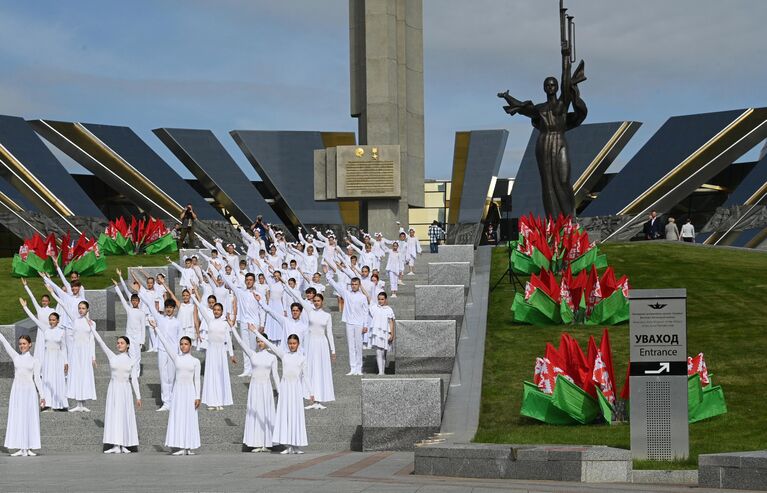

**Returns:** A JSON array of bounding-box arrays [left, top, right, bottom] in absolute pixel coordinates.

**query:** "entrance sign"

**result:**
[[629, 288, 689, 460]]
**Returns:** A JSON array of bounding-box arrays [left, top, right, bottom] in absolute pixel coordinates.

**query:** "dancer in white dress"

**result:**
[[257, 295, 308, 353], [404, 227, 422, 275], [150, 326, 201, 456], [89, 325, 141, 454], [362, 291, 396, 375], [301, 293, 336, 409], [20, 299, 67, 411], [0, 333, 44, 456], [191, 292, 236, 410], [47, 288, 96, 412], [21, 278, 54, 326], [230, 327, 280, 452], [253, 332, 310, 454], [112, 279, 146, 377], [385, 242, 403, 298]]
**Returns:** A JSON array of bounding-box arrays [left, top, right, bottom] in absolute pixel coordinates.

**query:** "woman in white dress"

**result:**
[[230, 325, 280, 452], [49, 288, 96, 412], [176, 289, 196, 345], [112, 279, 146, 377], [363, 291, 396, 375], [89, 324, 141, 454], [257, 295, 308, 353], [191, 293, 236, 410], [264, 271, 288, 347], [385, 242, 403, 298], [20, 299, 67, 411], [0, 332, 44, 456], [302, 293, 336, 410], [253, 331, 310, 454], [150, 324, 201, 456]]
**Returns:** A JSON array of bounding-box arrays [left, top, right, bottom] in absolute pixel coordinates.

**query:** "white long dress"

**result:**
[[0, 334, 43, 450], [24, 305, 68, 410], [230, 328, 280, 448], [265, 281, 287, 343], [66, 315, 97, 401], [92, 329, 141, 447], [365, 303, 395, 351], [254, 332, 309, 447], [156, 330, 201, 450], [194, 298, 234, 407], [305, 307, 335, 403]]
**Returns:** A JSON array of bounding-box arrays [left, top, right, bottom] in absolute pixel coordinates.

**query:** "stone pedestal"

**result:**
[[699, 450, 767, 490], [415, 285, 465, 336], [84, 288, 116, 331], [415, 444, 632, 482], [435, 245, 474, 266], [428, 262, 471, 291], [361, 377, 442, 451], [394, 320, 456, 374]]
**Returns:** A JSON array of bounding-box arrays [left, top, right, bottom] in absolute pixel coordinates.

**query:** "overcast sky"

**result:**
[[1, 0, 765, 181]]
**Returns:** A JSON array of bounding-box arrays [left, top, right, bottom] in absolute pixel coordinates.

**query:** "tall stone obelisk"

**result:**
[[349, 0, 425, 238]]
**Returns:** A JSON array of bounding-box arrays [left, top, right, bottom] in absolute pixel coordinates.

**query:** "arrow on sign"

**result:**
[[644, 363, 670, 375]]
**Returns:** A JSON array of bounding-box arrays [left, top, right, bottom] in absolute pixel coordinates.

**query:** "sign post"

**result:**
[[629, 288, 689, 460]]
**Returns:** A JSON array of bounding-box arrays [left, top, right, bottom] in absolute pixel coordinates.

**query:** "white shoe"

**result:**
[[407, 271, 415, 276], [186, 450, 195, 455], [157, 405, 170, 412], [391, 294, 397, 298], [10, 450, 24, 457], [345, 371, 355, 376], [207, 406, 216, 411], [80, 407, 91, 413], [41, 407, 53, 413], [121, 447, 131, 454], [237, 372, 250, 378], [218, 406, 224, 411], [251, 448, 261, 453], [294, 447, 304, 454], [280, 448, 290, 455], [315, 403, 327, 410], [68, 406, 81, 413], [172, 449, 187, 456], [26, 450, 36, 456], [104, 446, 121, 454]]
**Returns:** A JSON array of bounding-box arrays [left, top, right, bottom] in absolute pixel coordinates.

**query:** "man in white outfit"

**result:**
[[324, 266, 369, 375]]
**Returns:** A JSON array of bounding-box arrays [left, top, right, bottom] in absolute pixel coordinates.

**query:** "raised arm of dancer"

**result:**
[[198, 236, 216, 251], [41, 272, 67, 299], [347, 240, 363, 255], [116, 271, 134, 298], [47, 287, 76, 322], [21, 279, 42, 313], [229, 323, 256, 361], [256, 295, 287, 329], [348, 233, 365, 248], [54, 258, 72, 293], [20, 301, 49, 335], [89, 321, 115, 364], [0, 331, 19, 363], [112, 280, 131, 312], [190, 293, 212, 326], [252, 329, 285, 360], [165, 287, 180, 308], [138, 290, 162, 319], [166, 258, 186, 276], [298, 228, 308, 247], [324, 267, 349, 299]]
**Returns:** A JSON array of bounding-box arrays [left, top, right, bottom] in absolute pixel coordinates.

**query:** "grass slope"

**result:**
[[476, 242, 767, 469], [0, 254, 170, 324]]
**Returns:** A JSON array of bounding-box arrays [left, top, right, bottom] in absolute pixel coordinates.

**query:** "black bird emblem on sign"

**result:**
[[648, 303, 667, 310]]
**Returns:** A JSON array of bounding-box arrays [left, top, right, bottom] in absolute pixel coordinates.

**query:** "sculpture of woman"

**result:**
[[498, 10, 587, 219]]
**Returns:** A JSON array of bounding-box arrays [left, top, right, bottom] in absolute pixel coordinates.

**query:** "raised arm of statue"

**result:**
[[497, 90, 537, 119]]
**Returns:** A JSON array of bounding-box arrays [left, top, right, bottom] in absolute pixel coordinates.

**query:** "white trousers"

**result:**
[[346, 323, 363, 373], [158, 351, 175, 406], [240, 323, 257, 374], [388, 271, 399, 292], [147, 325, 158, 350]]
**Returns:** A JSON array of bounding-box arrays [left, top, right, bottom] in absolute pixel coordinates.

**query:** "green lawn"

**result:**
[[476, 242, 767, 469], [1, 254, 170, 324]]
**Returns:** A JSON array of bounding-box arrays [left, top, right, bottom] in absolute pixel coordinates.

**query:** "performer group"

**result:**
[[2, 222, 423, 457]]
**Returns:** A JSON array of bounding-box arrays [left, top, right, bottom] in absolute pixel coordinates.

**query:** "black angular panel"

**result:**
[[154, 128, 280, 225]]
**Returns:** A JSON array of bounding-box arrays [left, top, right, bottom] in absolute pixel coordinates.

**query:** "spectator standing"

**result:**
[[251, 215, 269, 250], [680, 218, 696, 243], [665, 217, 680, 241], [485, 224, 498, 246], [428, 220, 445, 253], [643, 210, 663, 240], [178, 204, 197, 248]]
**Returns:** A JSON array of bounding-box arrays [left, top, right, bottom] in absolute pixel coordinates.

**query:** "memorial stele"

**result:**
[[315, 0, 425, 239]]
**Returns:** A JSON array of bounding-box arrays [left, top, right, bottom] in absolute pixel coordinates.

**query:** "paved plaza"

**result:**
[[0, 451, 741, 493]]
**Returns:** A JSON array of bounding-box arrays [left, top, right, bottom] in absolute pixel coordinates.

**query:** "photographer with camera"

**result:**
[[178, 203, 197, 248]]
